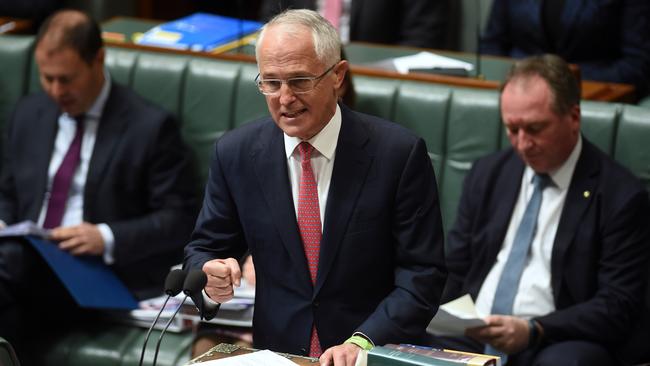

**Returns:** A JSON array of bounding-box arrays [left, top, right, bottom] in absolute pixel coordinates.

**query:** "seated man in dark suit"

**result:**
[[434, 54, 650, 365], [184, 9, 447, 366], [0, 9, 198, 363]]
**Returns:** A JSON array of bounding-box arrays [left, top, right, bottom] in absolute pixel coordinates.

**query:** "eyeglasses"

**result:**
[[255, 63, 338, 95]]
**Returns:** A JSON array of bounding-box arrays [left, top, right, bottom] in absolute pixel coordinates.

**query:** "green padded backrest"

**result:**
[[182, 58, 241, 188], [442, 88, 502, 232], [0, 35, 34, 137], [0, 337, 20, 366], [232, 63, 268, 128], [580, 100, 620, 156], [353, 76, 399, 120], [105, 48, 139, 87], [131, 52, 188, 117], [27, 53, 42, 94], [614, 105, 650, 191], [394, 82, 451, 183]]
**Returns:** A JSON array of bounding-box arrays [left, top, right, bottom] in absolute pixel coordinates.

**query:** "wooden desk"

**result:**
[[101, 17, 636, 103], [187, 343, 319, 365], [0, 17, 33, 34]]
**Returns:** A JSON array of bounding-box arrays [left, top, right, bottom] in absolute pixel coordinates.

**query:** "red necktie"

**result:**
[[323, 0, 342, 30], [297, 142, 322, 357], [43, 115, 84, 229]]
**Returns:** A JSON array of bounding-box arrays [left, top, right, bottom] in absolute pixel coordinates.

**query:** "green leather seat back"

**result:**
[[394, 82, 450, 182], [0, 35, 34, 138], [353, 76, 398, 120], [39, 324, 191, 366], [183, 58, 240, 187], [615, 105, 650, 190], [442, 88, 502, 231], [0, 336, 20, 366], [233, 63, 268, 128], [105, 48, 139, 86], [580, 101, 620, 155], [132, 52, 188, 117]]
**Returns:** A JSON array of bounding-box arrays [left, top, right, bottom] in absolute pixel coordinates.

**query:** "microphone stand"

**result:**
[[151, 295, 189, 366]]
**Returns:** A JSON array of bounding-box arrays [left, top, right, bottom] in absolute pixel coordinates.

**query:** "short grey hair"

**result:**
[[255, 9, 341, 67]]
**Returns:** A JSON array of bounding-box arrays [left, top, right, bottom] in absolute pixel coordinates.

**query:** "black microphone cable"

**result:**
[[151, 269, 207, 366]]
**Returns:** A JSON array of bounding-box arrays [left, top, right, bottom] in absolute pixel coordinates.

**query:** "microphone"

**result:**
[[151, 269, 207, 366], [138, 269, 186, 366]]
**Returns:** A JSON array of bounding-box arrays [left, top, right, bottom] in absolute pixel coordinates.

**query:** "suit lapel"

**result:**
[[84, 86, 128, 213], [551, 140, 599, 295], [315, 108, 372, 295], [253, 124, 312, 284], [28, 101, 59, 220]]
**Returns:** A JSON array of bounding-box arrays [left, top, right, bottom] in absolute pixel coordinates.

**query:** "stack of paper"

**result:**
[[427, 294, 486, 336]]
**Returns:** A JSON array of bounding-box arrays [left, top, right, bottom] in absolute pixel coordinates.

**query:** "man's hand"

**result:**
[[202, 258, 241, 303], [50, 222, 105, 256], [465, 315, 530, 354], [320, 343, 361, 366]]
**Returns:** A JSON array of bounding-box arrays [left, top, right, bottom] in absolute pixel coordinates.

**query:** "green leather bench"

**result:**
[[1, 34, 650, 364]]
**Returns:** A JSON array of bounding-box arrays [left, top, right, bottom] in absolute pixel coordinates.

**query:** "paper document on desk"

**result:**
[[427, 294, 486, 336], [195, 349, 296, 365], [392, 51, 474, 74]]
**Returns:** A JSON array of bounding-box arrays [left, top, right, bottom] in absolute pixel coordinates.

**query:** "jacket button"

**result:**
[[300, 347, 307, 355]]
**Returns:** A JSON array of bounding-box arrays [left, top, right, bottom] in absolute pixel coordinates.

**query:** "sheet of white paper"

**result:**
[[194, 349, 297, 365], [427, 294, 487, 336], [391, 51, 474, 74]]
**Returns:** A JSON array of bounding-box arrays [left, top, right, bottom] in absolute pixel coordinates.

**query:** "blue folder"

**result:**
[[26, 236, 139, 310]]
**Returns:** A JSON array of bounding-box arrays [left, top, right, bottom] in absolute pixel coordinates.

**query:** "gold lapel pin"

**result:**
[[583, 191, 591, 198]]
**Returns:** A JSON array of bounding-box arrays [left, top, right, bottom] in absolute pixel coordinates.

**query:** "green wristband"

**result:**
[[345, 335, 374, 350]]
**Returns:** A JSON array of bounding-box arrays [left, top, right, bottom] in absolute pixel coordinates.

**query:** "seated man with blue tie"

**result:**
[[0, 9, 198, 364], [434, 54, 650, 365], [183, 9, 447, 366]]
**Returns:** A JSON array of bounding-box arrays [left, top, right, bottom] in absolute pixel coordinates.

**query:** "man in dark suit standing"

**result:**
[[184, 9, 447, 366], [259, 0, 447, 49], [0, 10, 198, 361], [436, 54, 650, 365]]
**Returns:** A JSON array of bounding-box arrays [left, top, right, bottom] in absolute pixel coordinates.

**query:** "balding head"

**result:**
[[36, 9, 103, 65]]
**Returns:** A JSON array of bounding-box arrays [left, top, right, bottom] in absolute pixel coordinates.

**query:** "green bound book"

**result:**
[[368, 346, 461, 366]]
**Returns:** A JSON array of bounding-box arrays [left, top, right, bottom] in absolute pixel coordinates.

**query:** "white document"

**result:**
[[392, 51, 475, 74], [427, 294, 487, 336], [194, 349, 297, 365], [0, 220, 51, 238]]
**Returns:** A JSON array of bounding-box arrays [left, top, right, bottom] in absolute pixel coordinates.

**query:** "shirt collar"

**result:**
[[284, 104, 342, 160], [524, 135, 582, 190]]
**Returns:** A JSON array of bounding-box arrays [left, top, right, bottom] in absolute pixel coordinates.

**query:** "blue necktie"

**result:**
[[485, 173, 551, 361]]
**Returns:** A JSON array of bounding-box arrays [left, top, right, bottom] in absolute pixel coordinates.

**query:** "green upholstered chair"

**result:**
[[614, 104, 650, 190], [0, 35, 35, 137], [0, 337, 21, 366], [182, 58, 241, 188], [441, 88, 502, 232], [580, 100, 620, 156], [131, 52, 189, 117], [394, 81, 451, 183], [353, 76, 399, 120], [232, 63, 268, 128], [105, 48, 139, 86]]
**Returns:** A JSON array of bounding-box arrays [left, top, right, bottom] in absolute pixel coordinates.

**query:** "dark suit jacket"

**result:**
[[481, 0, 650, 97], [184, 104, 447, 355], [443, 138, 650, 351], [0, 83, 199, 297], [259, 0, 447, 49]]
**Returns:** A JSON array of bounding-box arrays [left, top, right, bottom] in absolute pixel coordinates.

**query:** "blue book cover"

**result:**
[[137, 12, 262, 52], [26, 236, 139, 310]]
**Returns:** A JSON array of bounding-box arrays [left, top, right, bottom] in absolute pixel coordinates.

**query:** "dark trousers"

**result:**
[[428, 334, 619, 366], [0, 238, 96, 365]]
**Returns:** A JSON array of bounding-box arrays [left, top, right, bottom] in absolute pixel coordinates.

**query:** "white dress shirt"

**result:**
[[475, 136, 583, 319], [36, 70, 117, 264]]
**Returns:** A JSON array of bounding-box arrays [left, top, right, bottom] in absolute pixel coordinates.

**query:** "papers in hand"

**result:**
[[392, 51, 474, 75], [0, 220, 51, 238], [427, 294, 486, 336]]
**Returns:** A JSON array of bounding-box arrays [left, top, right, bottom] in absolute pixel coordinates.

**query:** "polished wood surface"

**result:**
[[101, 17, 636, 103], [0, 17, 33, 34]]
